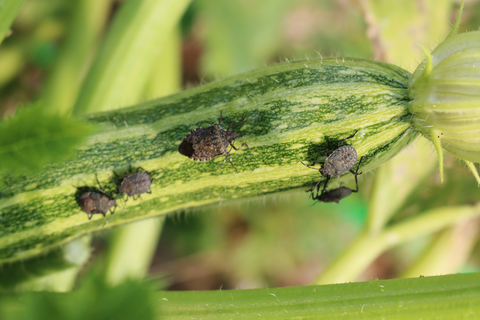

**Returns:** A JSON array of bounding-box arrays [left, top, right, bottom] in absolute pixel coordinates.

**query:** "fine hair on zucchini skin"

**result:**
[[0, 58, 419, 263]]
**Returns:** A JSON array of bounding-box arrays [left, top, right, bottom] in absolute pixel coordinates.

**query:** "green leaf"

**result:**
[[72, 0, 192, 115], [198, 0, 292, 76], [41, 0, 113, 115], [0, 105, 95, 175], [0, 272, 155, 320], [0, 0, 26, 46], [157, 273, 480, 319]]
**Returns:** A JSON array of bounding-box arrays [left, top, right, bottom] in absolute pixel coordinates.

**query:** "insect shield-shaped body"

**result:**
[[178, 112, 249, 170], [112, 166, 154, 201], [320, 145, 358, 179], [76, 175, 116, 221], [302, 131, 367, 197]]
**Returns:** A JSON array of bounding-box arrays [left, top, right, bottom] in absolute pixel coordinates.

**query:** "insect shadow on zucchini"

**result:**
[[301, 130, 368, 198]]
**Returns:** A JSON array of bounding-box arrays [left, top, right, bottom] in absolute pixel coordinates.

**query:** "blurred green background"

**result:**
[[1, 0, 480, 295]]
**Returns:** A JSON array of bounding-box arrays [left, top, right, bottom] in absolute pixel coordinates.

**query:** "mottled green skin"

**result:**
[[0, 58, 417, 263]]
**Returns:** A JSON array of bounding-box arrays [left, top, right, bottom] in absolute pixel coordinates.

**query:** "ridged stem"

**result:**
[[157, 273, 480, 319], [72, 0, 192, 115], [41, 0, 113, 115]]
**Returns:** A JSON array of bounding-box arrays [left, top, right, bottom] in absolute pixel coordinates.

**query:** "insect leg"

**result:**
[[352, 174, 359, 193], [230, 142, 250, 151], [336, 130, 358, 148], [95, 174, 105, 193], [310, 177, 324, 199], [320, 176, 331, 195], [350, 156, 368, 192], [300, 161, 324, 170], [218, 156, 227, 170], [349, 155, 369, 176], [226, 114, 248, 132], [218, 111, 223, 125], [108, 172, 118, 192], [228, 153, 237, 170]]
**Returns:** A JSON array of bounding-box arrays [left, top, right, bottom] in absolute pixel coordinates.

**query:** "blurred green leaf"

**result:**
[[0, 272, 155, 320], [73, 0, 192, 115], [42, 0, 113, 115], [197, 0, 293, 76], [0, 104, 95, 174], [0, 0, 26, 46], [0, 236, 91, 292]]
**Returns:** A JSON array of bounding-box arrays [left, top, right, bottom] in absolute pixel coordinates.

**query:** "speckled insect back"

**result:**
[[302, 131, 367, 197], [112, 166, 154, 201], [178, 112, 250, 170], [76, 175, 116, 223], [312, 155, 367, 204]]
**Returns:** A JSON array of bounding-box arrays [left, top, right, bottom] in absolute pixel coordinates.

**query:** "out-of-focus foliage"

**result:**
[[0, 104, 95, 174], [158, 192, 367, 289], [0, 272, 155, 320], [0, 0, 27, 46], [0, 236, 91, 292]]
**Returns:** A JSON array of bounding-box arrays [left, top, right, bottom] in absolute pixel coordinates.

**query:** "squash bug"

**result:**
[[111, 166, 154, 201], [178, 112, 249, 170], [75, 175, 116, 223], [301, 131, 366, 197], [312, 155, 367, 204]]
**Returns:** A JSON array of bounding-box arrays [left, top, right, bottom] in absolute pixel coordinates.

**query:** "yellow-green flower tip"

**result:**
[[409, 31, 480, 183]]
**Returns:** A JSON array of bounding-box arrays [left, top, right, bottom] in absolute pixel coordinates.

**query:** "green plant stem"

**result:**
[[316, 204, 480, 284], [0, 0, 26, 46], [143, 27, 181, 100], [42, 0, 113, 115], [0, 235, 91, 292], [366, 137, 437, 234], [400, 219, 480, 278], [157, 273, 480, 319], [105, 217, 165, 285], [2, 273, 479, 319], [72, 0, 192, 115]]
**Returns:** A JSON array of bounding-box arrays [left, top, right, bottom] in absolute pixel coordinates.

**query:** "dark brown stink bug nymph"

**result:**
[[313, 155, 367, 204], [76, 175, 116, 223], [301, 130, 367, 197], [178, 112, 249, 170], [111, 166, 154, 201]]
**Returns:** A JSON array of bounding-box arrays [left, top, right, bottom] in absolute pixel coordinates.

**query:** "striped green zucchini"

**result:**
[[0, 58, 418, 263]]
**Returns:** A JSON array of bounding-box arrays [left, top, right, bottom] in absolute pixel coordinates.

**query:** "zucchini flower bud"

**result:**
[[409, 8, 480, 184]]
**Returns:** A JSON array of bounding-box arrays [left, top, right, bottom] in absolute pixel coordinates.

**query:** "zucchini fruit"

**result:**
[[0, 58, 418, 262]]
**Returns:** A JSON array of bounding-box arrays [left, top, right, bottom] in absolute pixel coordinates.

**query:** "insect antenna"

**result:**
[[226, 114, 248, 132]]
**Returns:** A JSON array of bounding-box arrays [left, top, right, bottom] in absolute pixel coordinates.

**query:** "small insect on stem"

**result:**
[[75, 174, 116, 226], [301, 130, 367, 198], [178, 112, 250, 170], [312, 155, 368, 204], [111, 165, 155, 202]]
